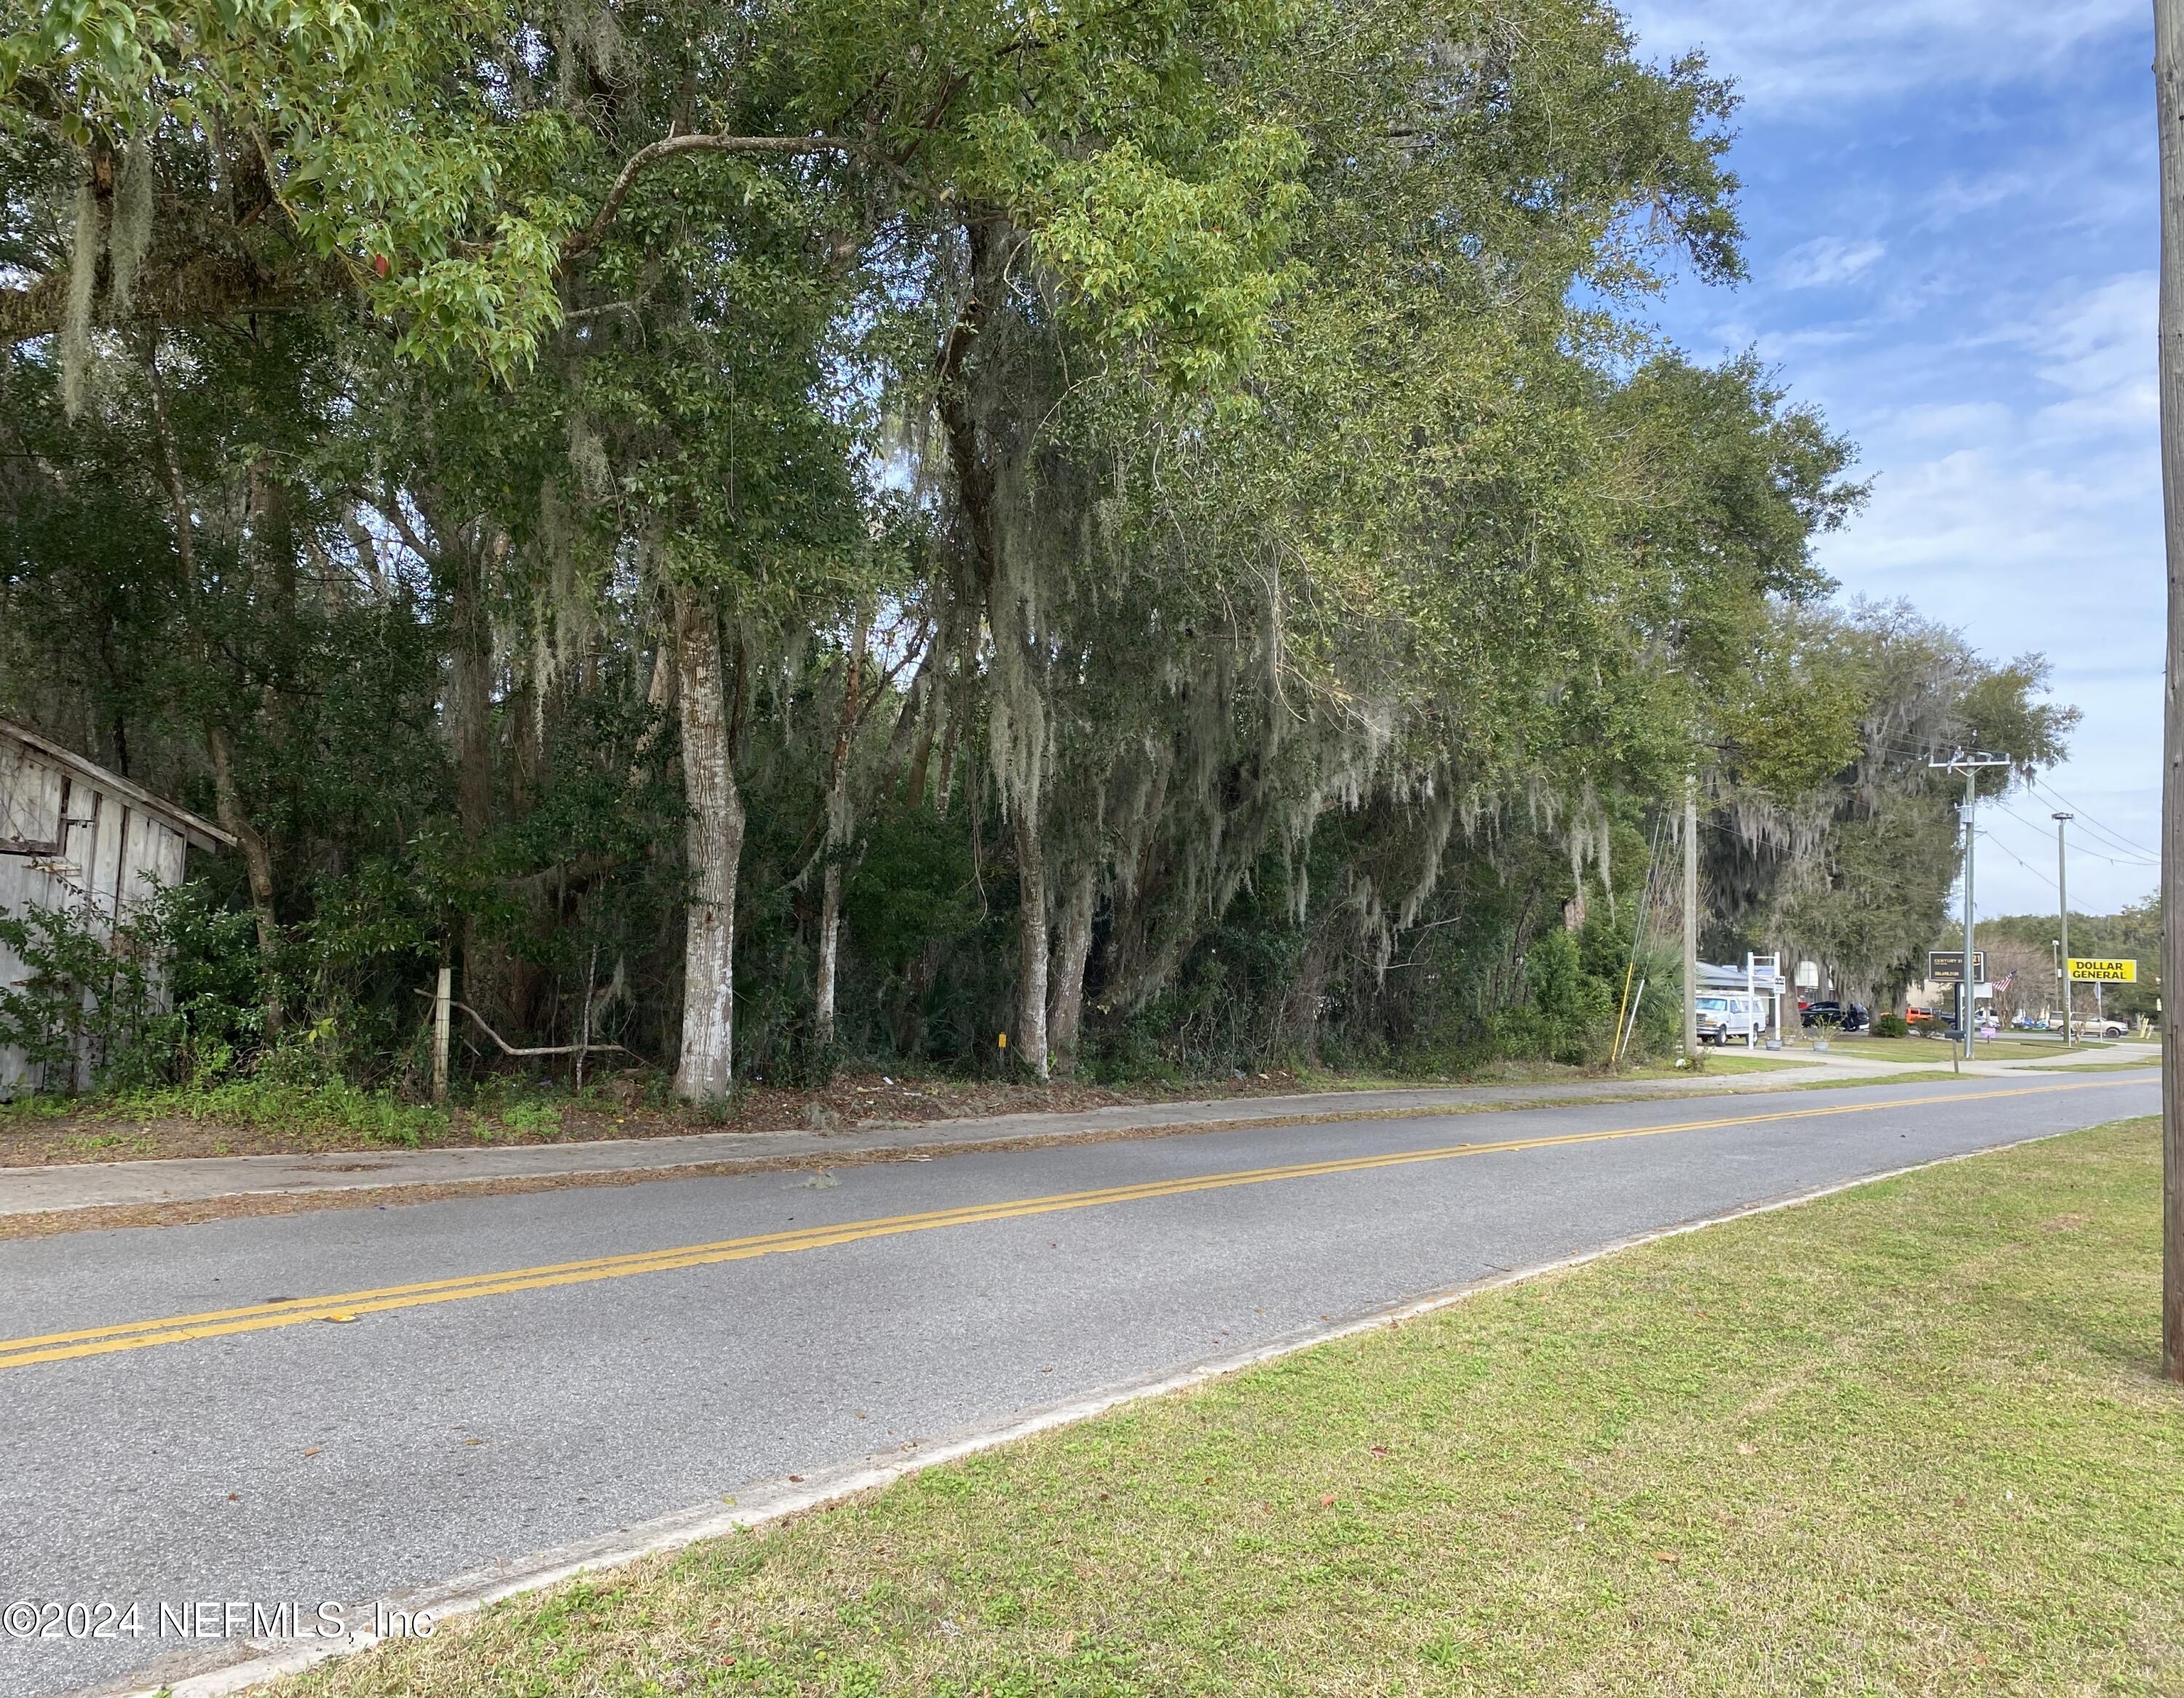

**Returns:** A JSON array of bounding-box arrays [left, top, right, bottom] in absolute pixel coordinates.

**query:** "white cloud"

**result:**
[[1655, 269, 2159, 910], [1888, 400, 2014, 441], [1779, 235, 1887, 289], [1796, 269, 2164, 913], [1629, 1, 2160, 910], [1623, 0, 2143, 108], [2021, 271, 2159, 429]]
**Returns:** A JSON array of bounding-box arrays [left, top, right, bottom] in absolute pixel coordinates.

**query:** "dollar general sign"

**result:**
[[2066, 958, 2138, 983]]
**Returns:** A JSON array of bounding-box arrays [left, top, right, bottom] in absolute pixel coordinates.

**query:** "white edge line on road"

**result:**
[[101, 1117, 2119, 1698]]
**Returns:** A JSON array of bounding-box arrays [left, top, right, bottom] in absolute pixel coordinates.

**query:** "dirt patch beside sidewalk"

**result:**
[[0, 1056, 1759, 1171], [0, 1068, 1349, 1169]]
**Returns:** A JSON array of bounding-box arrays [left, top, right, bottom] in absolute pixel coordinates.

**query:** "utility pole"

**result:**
[[2054, 812, 2074, 1047], [1683, 773, 1699, 1063], [1966, 779, 1978, 1054], [2155, 0, 2184, 1383], [1963, 765, 1977, 1059], [1931, 751, 2011, 1062]]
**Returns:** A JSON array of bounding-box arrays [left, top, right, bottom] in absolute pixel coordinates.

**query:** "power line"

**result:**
[[2041, 801, 2156, 864], [1976, 828, 2057, 893], [1848, 748, 2156, 863], [1697, 740, 2159, 869], [1987, 797, 2158, 869], [2030, 776, 2157, 856], [2030, 776, 2161, 861], [1940, 781, 2160, 870]]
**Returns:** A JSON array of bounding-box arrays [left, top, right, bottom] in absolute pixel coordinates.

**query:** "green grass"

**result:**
[[2020, 1059, 2166, 1075], [285, 1118, 2184, 1698], [1793, 1035, 2102, 1065], [1629, 1051, 1805, 1077], [0, 1076, 452, 1147], [1797, 1035, 1950, 1063], [1958, 1036, 2110, 1062]]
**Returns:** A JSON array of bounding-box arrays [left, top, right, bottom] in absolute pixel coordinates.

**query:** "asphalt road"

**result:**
[[0, 1070, 2159, 1697]]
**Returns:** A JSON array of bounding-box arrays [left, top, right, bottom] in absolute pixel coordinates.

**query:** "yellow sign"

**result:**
[[2067, 958, 2138, 983]]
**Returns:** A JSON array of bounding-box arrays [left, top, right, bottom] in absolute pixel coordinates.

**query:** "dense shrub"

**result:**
[[0, 886, 260, 1094]]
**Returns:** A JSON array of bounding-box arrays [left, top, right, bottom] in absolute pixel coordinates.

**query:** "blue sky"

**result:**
[[1623, 0, 2164, 916]]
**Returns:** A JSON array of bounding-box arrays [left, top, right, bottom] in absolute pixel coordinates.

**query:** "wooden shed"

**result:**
[[1, 718, 233, 1092]]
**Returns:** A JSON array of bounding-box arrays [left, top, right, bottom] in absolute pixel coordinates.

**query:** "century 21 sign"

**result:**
[[2067, 958, 2138, 983]]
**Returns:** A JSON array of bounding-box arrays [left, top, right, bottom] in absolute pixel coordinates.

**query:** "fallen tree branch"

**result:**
[[415, 990, 631, 1061]]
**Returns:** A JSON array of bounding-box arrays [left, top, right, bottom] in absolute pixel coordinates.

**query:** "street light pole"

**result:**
[[2054, 811, 2074, 1047]]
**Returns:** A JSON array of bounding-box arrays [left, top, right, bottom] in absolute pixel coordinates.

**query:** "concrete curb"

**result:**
[[5, 1065, 1963, 1220], [92, 1121, 2095, 1698]]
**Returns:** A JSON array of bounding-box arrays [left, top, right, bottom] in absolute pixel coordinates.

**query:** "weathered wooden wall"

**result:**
[[1, 732, 197, 1094]]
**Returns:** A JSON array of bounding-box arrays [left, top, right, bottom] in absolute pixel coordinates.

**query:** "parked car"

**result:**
[[1800, 1000, 1870, 1033], [1695, 993, 1768, 1045], [1904, 1006, 1936, 1027], [2074, 1016, 2129, 1040]]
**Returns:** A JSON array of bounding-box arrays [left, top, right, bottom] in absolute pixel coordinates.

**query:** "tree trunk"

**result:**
[[814, 868, 843, 1048], [498, 673, 545, 1036], [814, 605, 870, 1049], [1278, 922, 1335, 1065], [1013, 807, 1051, 1079], [906, 668, 942, 807], [890, 937, 944, 1057], [629, 638, 674, 787], [143, 334, 282, 1035], [207, 725, 282, 1035], [448, 529, 494, 847], [885, 617, 940, 798], [1048, 864, 1096, 1073], [934, 662, 965, 816], [444, 523, 510, 1030], [938, 216, 1049, 1078], [673, 587, 745, 1102]]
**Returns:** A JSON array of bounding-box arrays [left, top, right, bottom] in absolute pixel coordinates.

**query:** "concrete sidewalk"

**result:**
[[1799, 1039, 2160, 1074], [0, 1067, 1855, 1218], [5, 1049, 2152, 1221]]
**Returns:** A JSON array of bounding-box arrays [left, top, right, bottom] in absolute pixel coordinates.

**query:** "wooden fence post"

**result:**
[[432, 966, 452, 1105]]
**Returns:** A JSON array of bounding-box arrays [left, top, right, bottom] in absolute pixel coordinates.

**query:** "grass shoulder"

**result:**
[[277, 1118, 2184, 1698], [1781, 1035, 2108, 1065], [2017, 1058, 2164, 1075]]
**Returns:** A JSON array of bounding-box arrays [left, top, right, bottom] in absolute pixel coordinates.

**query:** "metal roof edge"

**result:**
[[0, 717, 237, 853]]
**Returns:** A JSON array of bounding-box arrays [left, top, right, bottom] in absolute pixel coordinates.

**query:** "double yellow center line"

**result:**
[[0, 1078, 2142, 1373]]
